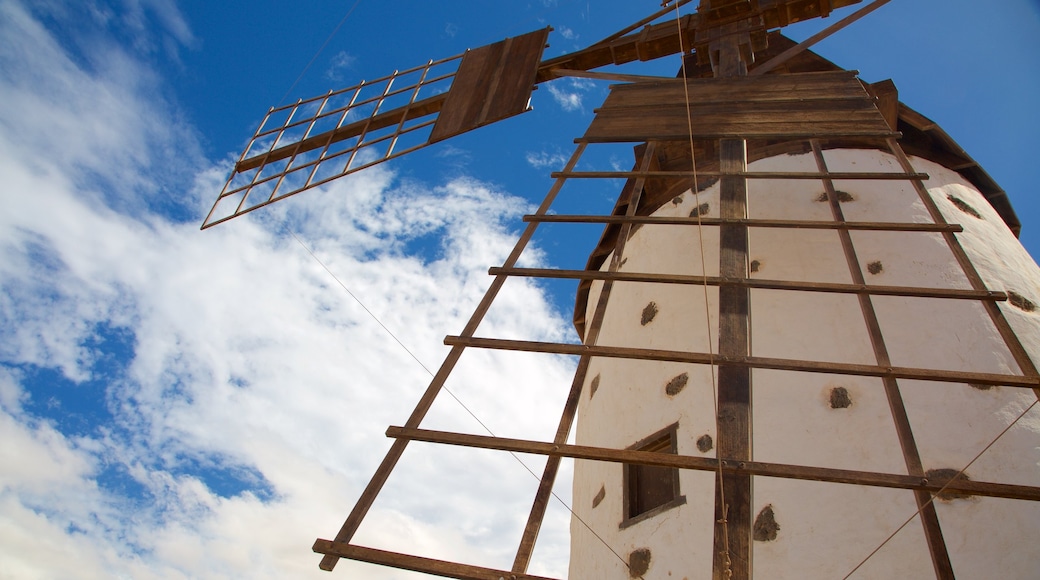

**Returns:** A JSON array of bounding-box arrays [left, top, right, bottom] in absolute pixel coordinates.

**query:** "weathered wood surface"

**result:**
[[524, 214, 963, 233], [385, 426, 1040, 502], [442, 336, 1040, 389], [430, 28, 549, 142], [314, 541, 559, 580], [585, 71, 893, 142], [489, 267, 1006, 301]]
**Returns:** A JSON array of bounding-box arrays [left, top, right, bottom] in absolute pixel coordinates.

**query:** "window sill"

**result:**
[[619, 495, 687, 530]]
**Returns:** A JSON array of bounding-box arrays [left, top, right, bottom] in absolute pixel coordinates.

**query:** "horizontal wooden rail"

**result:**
[[550, 170, 928, 180], [312, 541, 559, 580], [523, 214, 964, 233], [489, 267, 1003, 301], [442, 336, 1040, 389], [387, 426, 1040, 503], [577, 131, 902, 144], [237, 93, 448, 172]]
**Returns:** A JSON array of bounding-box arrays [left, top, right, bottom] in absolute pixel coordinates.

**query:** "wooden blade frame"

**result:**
[[312, 72, 1040, 579], [202, 28, 549, 229]]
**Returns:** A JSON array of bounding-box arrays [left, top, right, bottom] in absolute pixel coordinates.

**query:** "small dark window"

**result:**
[[622, 424, 684, 528]]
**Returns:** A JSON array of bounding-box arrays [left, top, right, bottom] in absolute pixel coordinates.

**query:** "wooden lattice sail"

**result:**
[[205, 1, 1040, 578]]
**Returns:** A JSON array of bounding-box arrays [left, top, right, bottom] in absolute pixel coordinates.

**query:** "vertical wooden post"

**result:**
[[712, 24, 752, 580]]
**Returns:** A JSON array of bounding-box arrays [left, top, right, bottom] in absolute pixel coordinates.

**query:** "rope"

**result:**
[[842, 397, 1038, 579], [672, 3, 732, 577]]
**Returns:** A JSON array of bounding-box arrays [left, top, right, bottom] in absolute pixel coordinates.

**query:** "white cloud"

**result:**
[[325, 50, 356, 82], [546, 77, 597, 112], [526, 149, 569, 170], [0, 1, 577, 578], [557, 26, 577, 40]]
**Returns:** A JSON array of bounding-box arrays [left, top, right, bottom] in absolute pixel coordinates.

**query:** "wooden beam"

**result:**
[[523, 215, 963, 233], [385, 426, 1040, 502], [314, 541, 559, 580], [441, 336, 1040, 389], [550, 170, 929, 180], [489, 267, 1006, 301], [749, 0, 892, 77]]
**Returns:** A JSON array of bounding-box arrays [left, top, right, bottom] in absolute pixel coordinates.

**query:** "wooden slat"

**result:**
[[585, 117, 895, 141], [550, 170, 929, 180], [313, 541, 559, 580], [598, 71, 864, 108], [441, 336, 1040, 389], [430, 28, 548, 143], [598, 97, 882, 117], [524, 215, 963, 233], [490, 267, 1006, 301], [716, 134, 752, 580], [385, 427, 1040, 503]]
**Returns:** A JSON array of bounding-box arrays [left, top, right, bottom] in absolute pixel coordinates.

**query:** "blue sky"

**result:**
[[0, 1, 1038, 578]]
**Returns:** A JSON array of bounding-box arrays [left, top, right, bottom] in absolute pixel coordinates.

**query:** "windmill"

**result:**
[[204, 1, 1040, 578]]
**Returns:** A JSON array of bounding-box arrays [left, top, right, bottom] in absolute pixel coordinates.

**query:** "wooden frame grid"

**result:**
[[308, 30, 1040, 580], [313, 130, 1040, 580]]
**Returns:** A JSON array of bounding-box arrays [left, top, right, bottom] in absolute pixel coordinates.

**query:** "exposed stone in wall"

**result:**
[[947, 194, 982, 219], [829, 387, 853, 409], [750, 259, 761, 273], [696, 434, 714, 453], [665, 373, 689, 396], [628, 548, 652, 578], [816, 190, 854, 203], [927, 468, 974, 501], [641, 302, 658, 326], [753, 505, 780, 541], [1008, 290, 1037, 312], [690, 203, 710, 218], [867, 261, 883, 275], [592, 485, 606, 509]]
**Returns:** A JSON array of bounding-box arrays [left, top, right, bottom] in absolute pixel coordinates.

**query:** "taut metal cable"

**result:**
[[286, 224, 630, 569], [843, 398, 1039, 579]]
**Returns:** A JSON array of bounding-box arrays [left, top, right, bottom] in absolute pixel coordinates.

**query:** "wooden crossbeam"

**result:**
[[442, 336, 1040, 389], [385, 426, 1040, 503], [313, 541, 559, 580], [550, 170, 929, 180], [523, 215, 963, 232], [489, 267, 1006, 301]]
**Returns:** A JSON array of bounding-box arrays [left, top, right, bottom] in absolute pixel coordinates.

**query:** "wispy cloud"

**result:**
[[546, 77, 597, 112], [325, 50, 356, 82], [526, 149, 569, 170], [557, 26, 577, 40], [0, 2, 575, 578]]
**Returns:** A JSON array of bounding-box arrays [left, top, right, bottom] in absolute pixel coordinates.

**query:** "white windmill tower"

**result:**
[[204, 1, 1040, 578]]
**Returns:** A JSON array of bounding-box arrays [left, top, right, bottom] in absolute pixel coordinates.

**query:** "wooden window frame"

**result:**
[[621, 422, 686, 529]]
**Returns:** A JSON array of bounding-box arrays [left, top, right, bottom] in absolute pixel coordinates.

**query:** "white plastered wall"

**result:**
[[569, 150, 1040, 579]]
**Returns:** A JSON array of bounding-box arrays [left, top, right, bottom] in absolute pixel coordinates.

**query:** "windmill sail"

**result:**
[[202, 28, 549, 229]]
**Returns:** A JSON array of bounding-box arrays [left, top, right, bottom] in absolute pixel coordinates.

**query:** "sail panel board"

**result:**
[[585, 70, 894, 141], [429, 27, 550, 143]]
